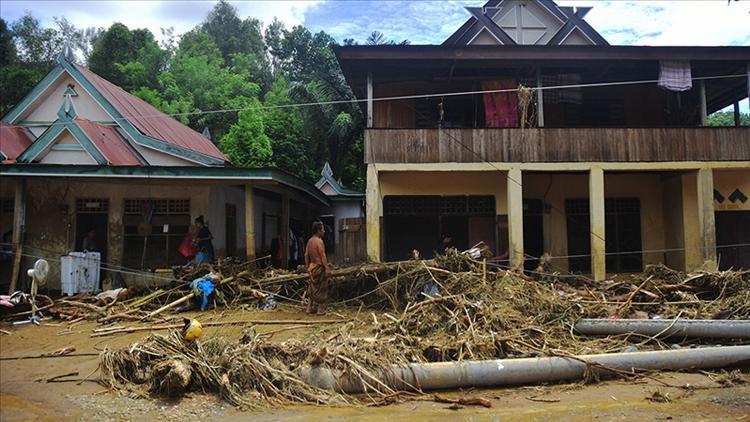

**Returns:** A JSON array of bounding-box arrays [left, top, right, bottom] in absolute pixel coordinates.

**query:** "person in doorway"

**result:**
[[82, 229, 98, 251], [438, 234, 453, 255], [193, 216, 214, 263], [304, 221, 331, 316]]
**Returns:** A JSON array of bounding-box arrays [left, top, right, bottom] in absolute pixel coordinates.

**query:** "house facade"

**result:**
[[1, 54, 329, 291], [335, 0, 750, 278], [315, 162, 366, 264]]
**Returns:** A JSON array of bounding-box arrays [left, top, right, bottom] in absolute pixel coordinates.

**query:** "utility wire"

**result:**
[[10, 73, 746, 130]]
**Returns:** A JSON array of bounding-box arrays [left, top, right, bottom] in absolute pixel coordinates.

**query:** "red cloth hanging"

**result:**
[[482, 80, 519, 128]]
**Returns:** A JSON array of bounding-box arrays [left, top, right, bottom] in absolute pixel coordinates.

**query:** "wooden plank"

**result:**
[[365, 128, 750, 164]]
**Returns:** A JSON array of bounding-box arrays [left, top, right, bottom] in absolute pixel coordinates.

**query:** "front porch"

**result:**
[[0, 165, 329, 292], [366, 163, 750, 279]]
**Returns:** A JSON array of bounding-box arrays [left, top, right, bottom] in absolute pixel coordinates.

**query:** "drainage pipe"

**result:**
[[574, 319, 750, 339], [299, 346, 750, 394]]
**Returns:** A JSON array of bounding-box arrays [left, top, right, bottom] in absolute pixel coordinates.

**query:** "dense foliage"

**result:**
[[707, 110, 750, 127], [0, 1, 371, 189]]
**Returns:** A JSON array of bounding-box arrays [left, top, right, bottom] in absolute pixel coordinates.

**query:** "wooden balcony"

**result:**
[[364, 127, 750, 164]]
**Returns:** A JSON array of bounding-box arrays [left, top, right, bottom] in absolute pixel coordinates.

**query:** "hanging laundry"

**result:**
[[658, 60, 692, 92], [482, 80, 519, 127]]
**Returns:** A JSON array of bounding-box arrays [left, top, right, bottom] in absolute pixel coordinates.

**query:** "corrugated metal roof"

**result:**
[[75, 118, 143, 166], [73, 63, 228, 163], [0, 123, 34, 160]]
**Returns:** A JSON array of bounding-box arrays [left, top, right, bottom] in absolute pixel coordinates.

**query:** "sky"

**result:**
[[1, 0, 748, 110], [1, 0, 749, 47]]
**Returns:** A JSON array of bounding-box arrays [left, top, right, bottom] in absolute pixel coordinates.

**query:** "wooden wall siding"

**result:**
[[365, 128, 750, 163]]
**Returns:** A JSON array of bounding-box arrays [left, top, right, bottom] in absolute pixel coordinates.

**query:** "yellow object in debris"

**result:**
[[181, 318, 203, 341]]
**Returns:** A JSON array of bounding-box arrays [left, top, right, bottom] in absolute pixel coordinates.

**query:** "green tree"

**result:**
[[220, 98, 273, 167], [11, 12, 64, 67], [262, 77, 316, 180], [0, 18, 16, 65], [707, 110, 750, 127], [78, 26, 104, 62], [264, 18, 285, 76], [272, 26, 365, 188], [200, 0, 272, 92], [136, 31, 258, 139], [117, 38, 170, 91], [88, 23, 158, 86], [1, 17, 46, 116]]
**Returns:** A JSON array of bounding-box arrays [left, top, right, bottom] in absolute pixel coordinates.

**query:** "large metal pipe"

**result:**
[[299, 345, 750, 394], [574, 319, 750, 339]]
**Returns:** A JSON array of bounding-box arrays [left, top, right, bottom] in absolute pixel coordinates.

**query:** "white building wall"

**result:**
[[24, 75, 112, 123]]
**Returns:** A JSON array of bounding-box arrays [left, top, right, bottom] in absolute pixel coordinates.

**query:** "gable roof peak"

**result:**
[[444, 0, 607, 46], [58, 45, 77, 65], [321, 161, 334, 178]]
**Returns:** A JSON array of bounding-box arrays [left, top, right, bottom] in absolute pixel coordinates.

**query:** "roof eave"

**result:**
[[0, 164, 330, 206], [334, 45, 750, 62]]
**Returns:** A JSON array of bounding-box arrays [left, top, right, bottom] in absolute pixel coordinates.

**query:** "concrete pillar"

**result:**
[[365, 164, 381, 262], [281, 194, 290, 269], [244, 183, 255, 261], [589, 167, 606, 281], [681, 172, 702, 270], [696, 168, 717, 270], [507, 168, 524, 269], [9, 179, 26, 293]]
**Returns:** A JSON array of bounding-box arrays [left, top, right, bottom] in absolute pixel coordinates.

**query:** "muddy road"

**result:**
[[1, 307, 748, 421]]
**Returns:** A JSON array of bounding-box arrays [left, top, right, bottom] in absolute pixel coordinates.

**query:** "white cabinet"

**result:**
[[60, 252, 101, 296]]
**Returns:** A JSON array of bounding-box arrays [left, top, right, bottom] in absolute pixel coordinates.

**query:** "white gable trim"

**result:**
[[135, 140, 206, 166], [558, 25, 596, 45], [33, 127, 100, 164], [537, 1, 566, 24], [468, 27, 504, 45], [8, 68, 65, 125]]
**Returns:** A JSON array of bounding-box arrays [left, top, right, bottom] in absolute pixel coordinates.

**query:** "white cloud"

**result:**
[[0, 0, 323, 42], [559, 1, 750, 46], [2, 0, 747, 47]]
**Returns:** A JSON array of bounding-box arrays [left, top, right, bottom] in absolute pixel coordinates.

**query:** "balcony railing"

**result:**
[[364, 127, 750, 164]]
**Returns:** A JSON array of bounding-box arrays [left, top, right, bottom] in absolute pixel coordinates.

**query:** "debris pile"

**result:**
[[90, 251, 749, 407]]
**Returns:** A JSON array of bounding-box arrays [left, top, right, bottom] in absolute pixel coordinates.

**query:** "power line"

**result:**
[[12, 72, 747, 131]]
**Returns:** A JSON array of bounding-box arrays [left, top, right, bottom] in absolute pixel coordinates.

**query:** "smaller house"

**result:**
[[315, 163, 365, 263], [1, 54, 329, 292]]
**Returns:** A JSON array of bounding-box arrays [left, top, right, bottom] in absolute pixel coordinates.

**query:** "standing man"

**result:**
[[304, 221, 331, 315]]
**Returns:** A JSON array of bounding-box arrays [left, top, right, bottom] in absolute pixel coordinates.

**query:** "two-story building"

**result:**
[[0, 54, 330, 292], [335, 0, 750, 278]]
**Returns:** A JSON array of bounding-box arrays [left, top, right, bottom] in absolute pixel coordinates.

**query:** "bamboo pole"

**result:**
[[91, 318, 345, 337]]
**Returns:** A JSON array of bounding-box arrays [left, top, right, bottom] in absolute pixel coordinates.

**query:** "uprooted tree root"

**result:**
[[98, 327, 418, 408]]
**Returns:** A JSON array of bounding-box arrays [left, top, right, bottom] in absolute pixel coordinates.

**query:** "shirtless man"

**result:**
[[304, 221, 331, 315]]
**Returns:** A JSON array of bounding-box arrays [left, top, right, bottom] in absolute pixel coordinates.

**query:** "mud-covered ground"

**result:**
[[1, 306, 748, 421]]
